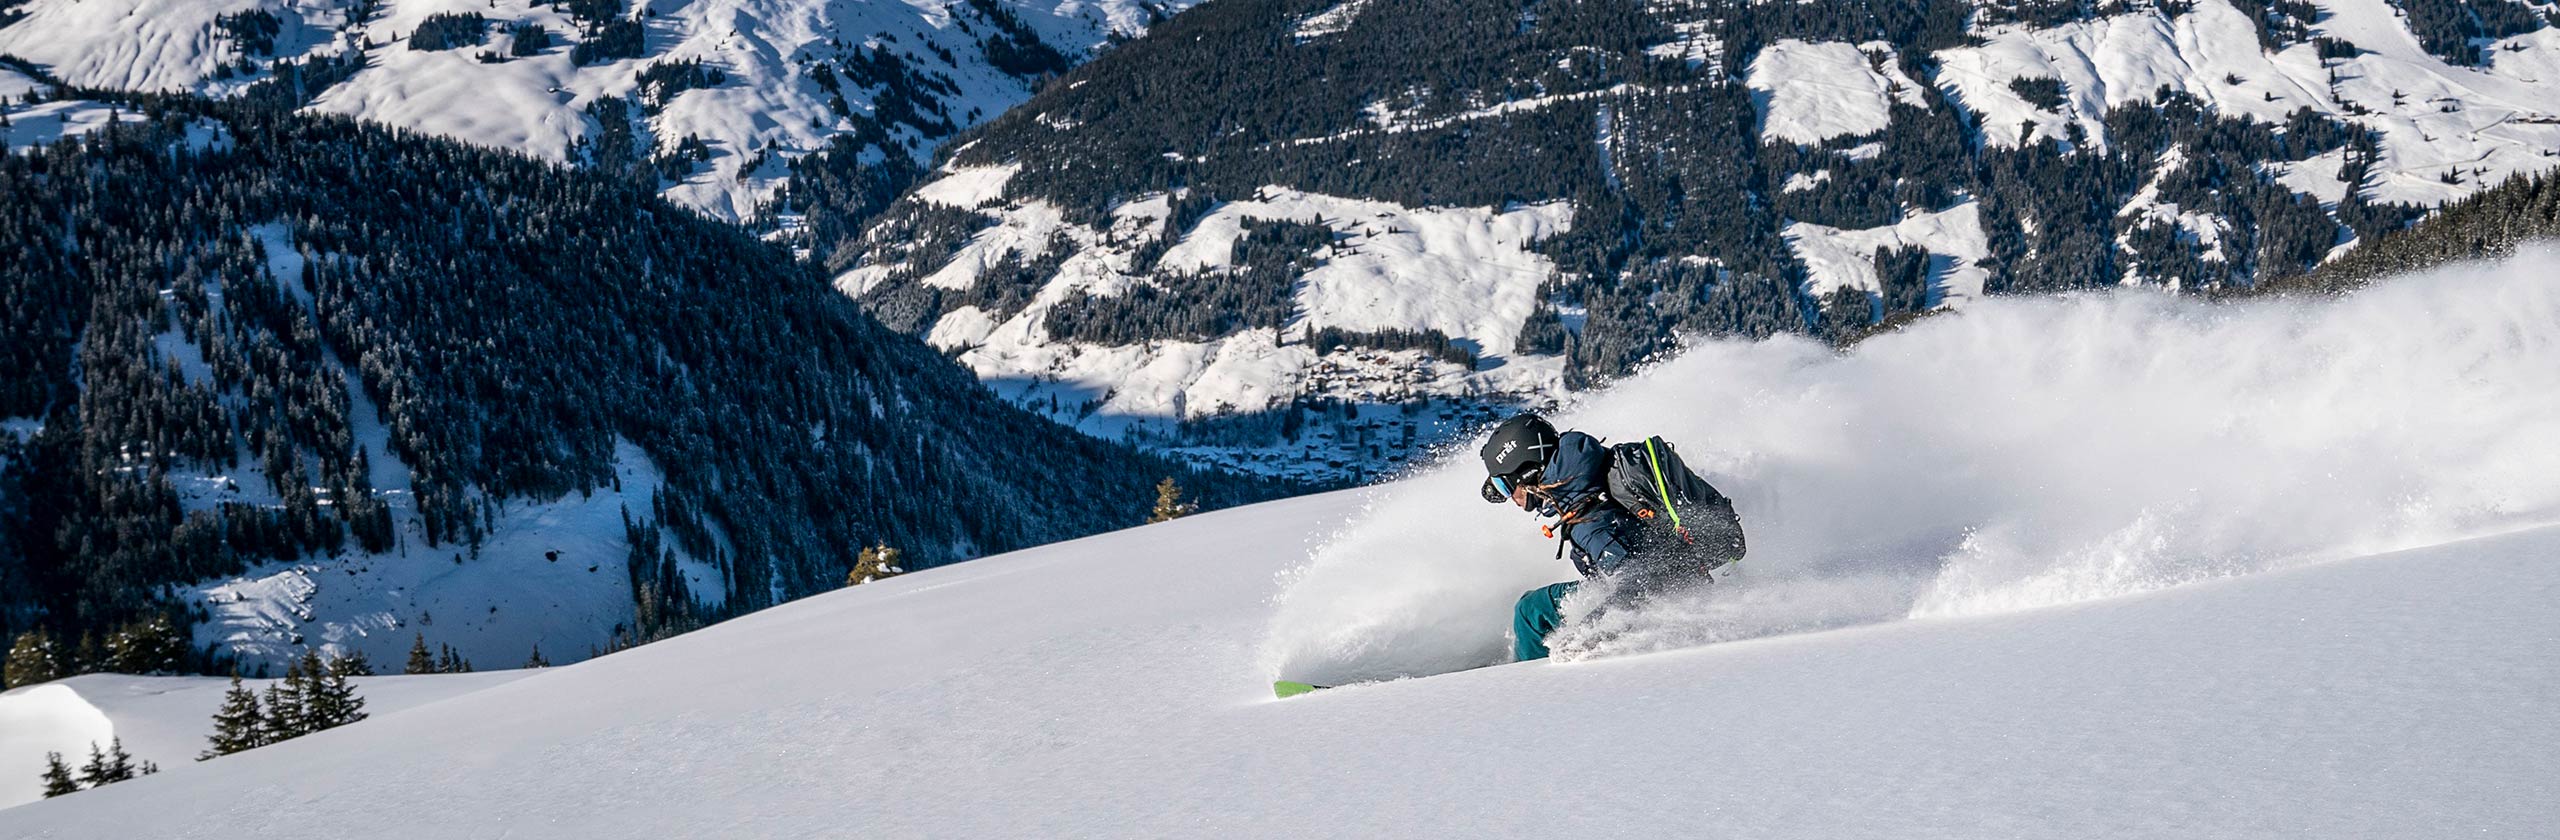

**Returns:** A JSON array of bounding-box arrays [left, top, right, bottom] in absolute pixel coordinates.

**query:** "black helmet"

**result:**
[[1478, 413, 1558, 503]]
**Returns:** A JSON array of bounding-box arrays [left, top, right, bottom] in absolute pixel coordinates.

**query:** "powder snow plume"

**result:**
[[1262, 247, 2560, 684]]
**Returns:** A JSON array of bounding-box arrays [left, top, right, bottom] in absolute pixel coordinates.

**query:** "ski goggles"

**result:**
[[1480, 472, 1529, 504]]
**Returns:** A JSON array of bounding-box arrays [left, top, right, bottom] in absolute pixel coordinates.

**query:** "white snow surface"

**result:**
[[0, 0, 1193, 219], [1746, 39, 1926, 145], [1, 98, 146, 150], [0, 671, 528, 809], [1291, 0, 1374, 42], [1931, 0, 2560, 205], [0, 65, 41, 101], [911, 162, 1020, 208], [7, 245, 2558, 836], [1783, 201, 1991, 303]]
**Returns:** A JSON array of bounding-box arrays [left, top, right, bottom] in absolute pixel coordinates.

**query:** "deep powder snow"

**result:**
[[1262, 246, 2560, 685]]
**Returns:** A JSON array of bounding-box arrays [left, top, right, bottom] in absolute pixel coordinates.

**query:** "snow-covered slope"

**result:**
[[0, 0, 1187, 220], [8, 241, 2554, 834], [1934, 0, 2560, 204], [0, 671, 528, 809], [851, 179, 1569, 480], [849, 0, 2560, 477], [117, 225, 732, 675]]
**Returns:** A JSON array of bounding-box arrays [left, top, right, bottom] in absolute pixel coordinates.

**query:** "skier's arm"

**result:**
[[1572, 521, 1635, 575]]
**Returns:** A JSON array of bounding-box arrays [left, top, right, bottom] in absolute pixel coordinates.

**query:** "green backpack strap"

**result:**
[[1642, 437, 1688, 540]]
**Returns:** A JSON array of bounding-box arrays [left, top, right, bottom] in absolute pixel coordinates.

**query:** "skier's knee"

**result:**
[[1512, 582, 1574, 661], [1512, 588, 1550, 630]]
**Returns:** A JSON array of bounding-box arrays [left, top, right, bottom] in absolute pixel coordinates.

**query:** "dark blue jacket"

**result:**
[[1544, 432, 1643, 578]]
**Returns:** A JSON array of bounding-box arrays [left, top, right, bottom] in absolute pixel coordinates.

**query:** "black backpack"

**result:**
[[1603, 436, 1747, 570]]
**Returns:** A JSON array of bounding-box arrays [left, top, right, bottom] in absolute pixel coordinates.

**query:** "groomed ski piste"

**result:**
[[6, 249, 2559, 835]]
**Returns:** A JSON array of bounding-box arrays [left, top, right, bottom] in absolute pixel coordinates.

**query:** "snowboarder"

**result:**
[[1479, 413, 1746, 660]]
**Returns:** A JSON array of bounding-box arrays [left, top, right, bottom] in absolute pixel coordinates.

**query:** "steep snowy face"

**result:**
[[1264, 245, 2560, 685], [0, 0, 1189, 220], [833, 0, 2560, 478]]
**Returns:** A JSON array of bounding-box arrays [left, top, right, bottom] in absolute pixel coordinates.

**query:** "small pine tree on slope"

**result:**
[[1149, 477, 1194, 524], [846, 545, 906, 586], [311, 656, 369, 728], [75, 738, 150, 787], [202, 674, 267, 759], [38, 752, 79, 798], [406, 633, 436, 674], [261, 656, 309, 742]]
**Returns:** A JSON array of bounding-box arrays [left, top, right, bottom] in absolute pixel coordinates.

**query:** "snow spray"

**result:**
[[1263, 246, 2560, 681]]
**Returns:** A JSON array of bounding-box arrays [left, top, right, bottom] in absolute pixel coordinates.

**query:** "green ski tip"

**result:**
[[1273, 680, 1326, 699]]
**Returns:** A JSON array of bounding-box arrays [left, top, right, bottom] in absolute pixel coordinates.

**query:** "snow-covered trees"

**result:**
[[2286, 170, 2560, 294], [5, 630, 63, 688], [827, 0, 2451, 386], [3, 617, 189, 688], [409, 13, 488, 51], [104, 614, 188, 675]]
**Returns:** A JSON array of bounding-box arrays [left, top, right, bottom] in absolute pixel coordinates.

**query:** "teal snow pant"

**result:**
[[1512, 581, 1579, 661]]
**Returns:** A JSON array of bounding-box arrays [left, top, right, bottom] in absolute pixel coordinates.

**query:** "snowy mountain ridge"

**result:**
[[5, 244, 2556, 830], [0, 0, 1187, 221], [836, 0, 2560, 481]]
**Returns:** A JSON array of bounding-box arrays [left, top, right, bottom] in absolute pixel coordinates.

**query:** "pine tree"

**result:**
[[1149, 477, 1193, 523], [846, 544, 905, 586], [311, 655, 368, 729], [260, 657, 309, 742], [5, 630, 63, 688], [332, 650, 375, 677], [38, 751, 80, 797], [106, 614, 186, 675], [202, 674, 267, 759], [76, 742, 113, 787], [101, 737, 138, 782], [523, 644, 549, 668], [295, 650, 345, 728], [405, 633, 435, 674]]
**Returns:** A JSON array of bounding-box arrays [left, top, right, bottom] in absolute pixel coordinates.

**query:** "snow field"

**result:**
[[5, 471, 2557, 835], [0, 671, 531, 809], [0, 99, 148, 151], [1263, 245, 2560, 683], [1745, 39, 1926, 146], [1783, 200, 1991, 303]]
